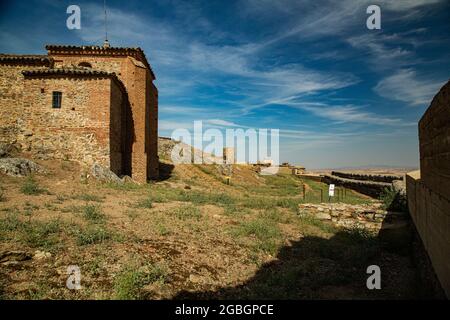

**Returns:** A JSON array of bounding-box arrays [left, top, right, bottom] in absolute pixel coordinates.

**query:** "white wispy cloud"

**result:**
[[382, 0, 444, 11], [240, 0, 446, 48], [347, 33, 414, 70], [75, 3, 357, 118], [374, 69, 447, 106], [204, 119, 241, 127], [268, 100, 413, 126]]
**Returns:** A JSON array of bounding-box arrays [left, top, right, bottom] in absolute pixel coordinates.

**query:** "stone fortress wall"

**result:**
[[406, 80, 450, 298]]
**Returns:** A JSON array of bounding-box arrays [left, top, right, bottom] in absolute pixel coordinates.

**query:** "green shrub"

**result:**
[[73, 193, 103, 202], [21, 220, 61, 248], [82, 205, 105, 222], [380, 187, 408, 212], [75, 226, 111, 245], [20, 176, 46, 195], [172, 205, 201, 220], [298, 214, 337, 234], [0, 213, 61, 249], [0, 213, 23, 232], [155, 222, 170, 236], [114, 263, 169, 300], [235, 219, 281, 241], [136, 198, 153, 209], [232, 218, 282, 254]]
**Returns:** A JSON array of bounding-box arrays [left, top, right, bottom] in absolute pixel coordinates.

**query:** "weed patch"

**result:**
[[171, 205, 201, 220], [20, 176, 47, 195], [114, 262, 169, 299], [82, 205, 105, 222], [74, 226, 112, 245]]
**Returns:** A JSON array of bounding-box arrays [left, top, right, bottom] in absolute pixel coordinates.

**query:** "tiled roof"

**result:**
[[45, 44, 155, 79], [22, 67, 128, 93], [0, 54, 52, 65], [22, 67, 114, 77], [45, 45, 144, 54]]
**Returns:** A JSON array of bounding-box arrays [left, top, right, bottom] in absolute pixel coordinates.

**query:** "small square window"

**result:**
[[52, 91, 62, 109]]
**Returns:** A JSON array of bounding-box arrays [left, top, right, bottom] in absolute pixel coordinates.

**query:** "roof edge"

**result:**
[[45, 44, 155, 80], [22, 68, 128, 94], [0, 54, 53, 66]]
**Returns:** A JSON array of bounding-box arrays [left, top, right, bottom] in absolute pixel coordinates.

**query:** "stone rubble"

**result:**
[[90, 163, 124, 184], [0, 250, 32, 263], [0, 142, 18, 158], [33, 250, 52, 260], [0, 157, 46, 177], [298, 201, 408, 230]]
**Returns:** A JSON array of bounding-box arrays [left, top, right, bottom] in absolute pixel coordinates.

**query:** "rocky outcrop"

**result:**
[[90, 163, 123, 184], [0, 158, 46, 177]]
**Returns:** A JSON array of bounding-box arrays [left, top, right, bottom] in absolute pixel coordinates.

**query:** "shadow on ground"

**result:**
[[174, 228, 427, 300], [157, 161, 175, 181]]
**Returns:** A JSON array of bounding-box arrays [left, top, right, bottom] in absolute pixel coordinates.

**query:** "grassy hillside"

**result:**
[[0, 157, 422, 299]]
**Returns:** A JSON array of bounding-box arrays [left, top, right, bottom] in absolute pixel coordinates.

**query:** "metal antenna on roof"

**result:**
[[103, 0, 110, 48]]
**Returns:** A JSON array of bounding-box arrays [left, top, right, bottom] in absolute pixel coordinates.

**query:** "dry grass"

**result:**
[[0, 159, 421, 300]]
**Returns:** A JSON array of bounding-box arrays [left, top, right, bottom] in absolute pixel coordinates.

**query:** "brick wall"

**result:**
[[406, 171, 450, 298], [407, 80, 450, 298], [419, 80, 450, 200], [110, 79, 126, 174], [0, 63, 49, 145], [49, 52, 159, 182], [20, 75, 120, 170]]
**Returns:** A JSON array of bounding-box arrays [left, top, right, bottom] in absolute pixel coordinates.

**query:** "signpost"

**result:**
[[328, 184, 335, 215], [328, 184, 335, 197]]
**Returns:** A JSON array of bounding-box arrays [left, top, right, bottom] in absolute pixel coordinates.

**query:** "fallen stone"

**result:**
[[315, 212, 332, 220], [0, 143, 19, 158], [0, 158, 46, 177], [91, 163, 123, 184], [0, 250, 32, 263], [1, 261, 21, 267], [121, 175, 135, 184], [189, 274, 202, 284], [33, 250, 52, 260]]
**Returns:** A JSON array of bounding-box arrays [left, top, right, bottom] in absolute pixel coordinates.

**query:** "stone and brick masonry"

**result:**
[[0, 45, 159, 183], [406, 80, 450, 298]]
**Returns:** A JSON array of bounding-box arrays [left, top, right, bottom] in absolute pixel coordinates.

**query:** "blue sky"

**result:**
[[1, 0, 449, 168]]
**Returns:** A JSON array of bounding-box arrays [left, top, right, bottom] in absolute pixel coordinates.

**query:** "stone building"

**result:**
[[0, 43, 159, 183]]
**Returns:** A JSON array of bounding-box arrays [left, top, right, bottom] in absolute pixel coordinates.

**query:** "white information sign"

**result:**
[[328, 184, 335, 197]]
